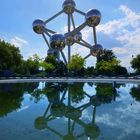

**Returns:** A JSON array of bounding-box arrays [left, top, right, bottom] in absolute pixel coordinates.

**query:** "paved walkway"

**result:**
[[0, 78, 140, 84]]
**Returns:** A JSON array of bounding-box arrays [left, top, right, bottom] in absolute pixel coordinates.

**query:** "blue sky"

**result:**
[[0, 0, 140, 70]]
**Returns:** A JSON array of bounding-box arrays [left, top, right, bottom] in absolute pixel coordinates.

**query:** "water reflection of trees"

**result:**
[[96, 83, 118, 103], [0, 83, 38, 117], [0, 82, 121, 139], [0, 83, 24, 117], [130, 85, 140, 101], [69, 83, 85, 103]]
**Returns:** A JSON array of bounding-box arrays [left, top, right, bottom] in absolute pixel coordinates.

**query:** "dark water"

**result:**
[[0, 82, 140, 140]]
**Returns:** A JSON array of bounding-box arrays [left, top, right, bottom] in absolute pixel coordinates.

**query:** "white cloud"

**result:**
[[112, 47, 128, 56], [0, 36, 7, 41], [97, 5, 140, 35], [97, 5, 140, 68], [112, 27, 140, 67], [58, 5, 140, 68], [119, 5, 140, 28], [11, 36, 28, 48], [117, 28, 140, 47], [97, 20, 122, 35]]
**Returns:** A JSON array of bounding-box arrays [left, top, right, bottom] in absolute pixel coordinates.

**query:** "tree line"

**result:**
[[0, 40, 140, 77]]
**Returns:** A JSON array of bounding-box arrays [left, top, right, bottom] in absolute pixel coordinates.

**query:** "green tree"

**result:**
[[45, 55, 67, 76], [26, 54, 40, 75], [40, 61, 55, 74], [96, 83, 118, 103], [69, 83, 85, 103], [96, 59, 120, 75], [0, 83, 24, 117], [55, 61, 67, 76], [86, 66, 95, 76], [113, 65, 127, 75], [131, 55, 140, 73], [130, 85, 140, 101], [15, 60, 29, 76], [96, 49, 127, 76], [0, 40, 23, 73], [68, 54, 85, 76], [45, 55, 59, 66], [97, 49, 116, 63]]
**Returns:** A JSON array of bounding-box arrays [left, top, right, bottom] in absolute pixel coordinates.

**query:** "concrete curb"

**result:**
[[0, 78, 140, 84]]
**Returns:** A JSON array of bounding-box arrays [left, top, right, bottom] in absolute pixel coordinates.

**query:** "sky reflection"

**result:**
[[0, 82, 140, 140]]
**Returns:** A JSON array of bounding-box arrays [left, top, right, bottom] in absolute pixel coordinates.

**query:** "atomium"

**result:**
[[86, 9, 101, 27], [63, 0, 76, 14], [85, 123, 100, 139], [34, 117, 47, 130], [33, 0, 104, 66], [74, 32, 82, 42], [65, 33, 75, 46], [50, 34, 65, 50], [32, 19, 45, 34], [47, 48, 60, 60], [90, 44, 103, 57]]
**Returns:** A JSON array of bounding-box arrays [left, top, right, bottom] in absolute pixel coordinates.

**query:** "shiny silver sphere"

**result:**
[[63, 0, 76, 14], [47, 49, 54, 55], [74, 32, 82, 42], [90, 44, 103, 56], [65, 33, 75, 46], [47, 49, 60, 58], [32, 19, 45, 34], [50, 34, 65, 49], [86, 9, 101, 27]]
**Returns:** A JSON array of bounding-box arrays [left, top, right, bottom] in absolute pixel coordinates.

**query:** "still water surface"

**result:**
[[0, 82, 140, 140]]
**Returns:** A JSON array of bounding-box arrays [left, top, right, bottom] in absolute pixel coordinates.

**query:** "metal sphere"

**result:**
[[63, 134, 75, 140], [32, 19, 45, 34], [90, 44, 103, 57], [85, 123, 100, 139], [65, 33, 75, 46], [63, 0, 76, 14], [34, 117, 47, 130], [47, 48, 55, 55], [74, 32, 82, 42], [86, 9, 101, 27], [66, 36, 75, 46], [47, 49, 60, 58], [50, 34, 65, 50], [65, 107, 82, 119]]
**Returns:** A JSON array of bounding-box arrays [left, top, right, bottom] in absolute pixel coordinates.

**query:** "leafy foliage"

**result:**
[[96, 49, 127, 75], [69, 83, 85, 103], [68, 54, 85, 75], [26, 54, 40, 74], [0, 83, 24, 117], [96, 83, 118, 103], [131, 55, 140, 73], [44, 55, 67, 76], [97, 49, 116, 63], [0, 40, 23, 73], [130, 85, 140, 101]]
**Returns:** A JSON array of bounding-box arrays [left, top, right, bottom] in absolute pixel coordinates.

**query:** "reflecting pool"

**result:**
[[0, 82, 140, 140]]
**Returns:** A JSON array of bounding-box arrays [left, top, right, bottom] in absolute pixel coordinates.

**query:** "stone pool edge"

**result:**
[[0, 78, 140, 84]]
